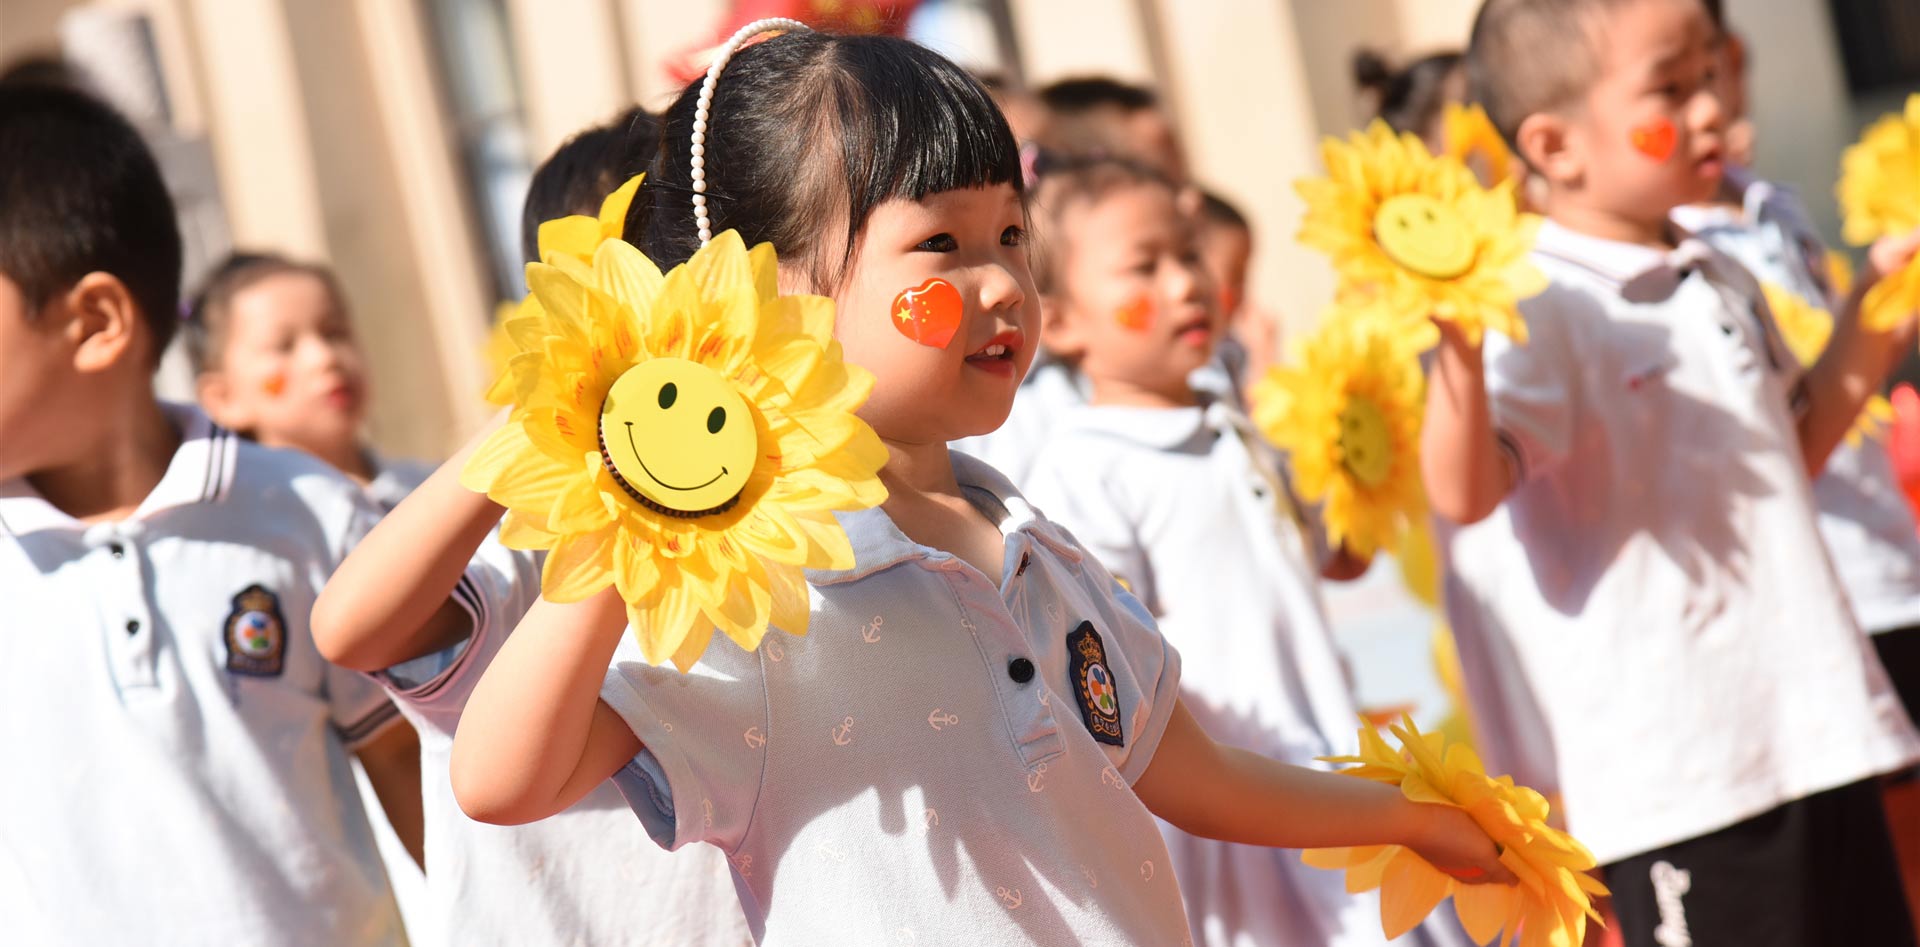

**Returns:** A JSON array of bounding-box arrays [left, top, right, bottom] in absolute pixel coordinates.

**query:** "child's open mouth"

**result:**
[[965, 329, 1024, 378], [1171, 311, 1213, 348]]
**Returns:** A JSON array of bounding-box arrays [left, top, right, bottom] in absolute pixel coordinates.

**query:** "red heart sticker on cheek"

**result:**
[[1630, 118, 1677, 162], [890, 278, 963, 350]]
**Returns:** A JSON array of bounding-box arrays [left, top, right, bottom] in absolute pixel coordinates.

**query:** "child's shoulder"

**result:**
[[208, 427, 377, 559]]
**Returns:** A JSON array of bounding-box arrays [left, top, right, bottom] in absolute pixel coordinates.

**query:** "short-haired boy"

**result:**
[[1427, 1, 1920, 944], [0, 83, 418, 944]]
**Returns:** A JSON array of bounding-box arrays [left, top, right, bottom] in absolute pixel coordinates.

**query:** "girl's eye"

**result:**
[[1000, 225, 1027, 248], [915, 233, 957, 253], [1658, 82, 1682, 99]]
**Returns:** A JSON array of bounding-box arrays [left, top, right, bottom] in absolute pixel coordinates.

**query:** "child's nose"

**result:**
[[1691, 83, 1727, 133], [975, 261, 1027, 319], [1167, 257, 1209, 307]]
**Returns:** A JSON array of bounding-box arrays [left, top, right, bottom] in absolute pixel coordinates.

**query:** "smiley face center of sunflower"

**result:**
[[597, 357, 757, 519], [1338, 395, 1394, 488], [1373, 193, 1477, 281]]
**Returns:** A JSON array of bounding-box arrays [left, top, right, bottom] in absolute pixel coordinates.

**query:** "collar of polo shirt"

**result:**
[[810, 451, 1084, 587], [0, 402, 236, 537], [1050, 397, 1252, 453], [1534, 219, 1756, 305]]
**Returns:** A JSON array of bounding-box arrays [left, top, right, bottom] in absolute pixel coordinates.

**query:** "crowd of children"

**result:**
[[4, 1, 1920, 946]]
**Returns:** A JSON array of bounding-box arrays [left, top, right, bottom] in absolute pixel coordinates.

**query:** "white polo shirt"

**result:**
[[952, 350, 1246, 491], [598, 452, 1191, 946], [1442, 220, 1920, 864], [1676, 173, 1920, 634], [364, 458, 752, 947], [0, 403, 407, 946], [1025, 400, 1464, 947]]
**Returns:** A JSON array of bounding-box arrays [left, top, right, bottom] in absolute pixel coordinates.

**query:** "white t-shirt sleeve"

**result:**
[[377, 541, 542, 737], [599, 640, 769, 853], [1098, 578, 1183, 785], [323, 493, 406, 749], [1484, 290, 1581, 484]]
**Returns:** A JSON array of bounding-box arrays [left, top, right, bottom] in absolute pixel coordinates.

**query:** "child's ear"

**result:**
[[1515, 112, 1579, 191], [62, 272, 143, 374], [1038, 294, 1088, 358]]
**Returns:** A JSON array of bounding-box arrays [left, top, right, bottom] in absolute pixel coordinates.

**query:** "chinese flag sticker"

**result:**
[[891, 277, 963, 349]]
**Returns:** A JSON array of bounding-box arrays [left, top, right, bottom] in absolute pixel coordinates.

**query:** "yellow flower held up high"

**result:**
[[1296, 120, 1545, 348], [486, 174, 649, 405], [1303, 716, 1610, 947], [1443, 102, 1516, 190], [1252, 309, 1426, 557], [1763, 282, 1892, 446], [464, 229, 888, 670], [1837, 94, 1920, 331]]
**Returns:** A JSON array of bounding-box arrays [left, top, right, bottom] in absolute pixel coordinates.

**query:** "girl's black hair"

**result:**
[[1353, 48, 1463, 138], [520, 106, 658, 265], [632, 31, 1022, 289]]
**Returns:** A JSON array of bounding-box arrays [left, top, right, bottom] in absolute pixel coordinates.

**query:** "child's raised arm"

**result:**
[[1421, 320, 1516, 525], [312, 411, 510, 672], [1796, 230, 1920, 476], [450, 587, 641, 825], [1134, 697, 1512, 882]]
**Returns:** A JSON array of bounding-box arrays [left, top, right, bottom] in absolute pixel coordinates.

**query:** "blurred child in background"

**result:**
[[0, 81, 419, 947], [1023, 155, 1468, 947]]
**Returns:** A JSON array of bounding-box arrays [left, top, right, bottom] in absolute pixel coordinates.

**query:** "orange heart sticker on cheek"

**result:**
[[262, 373, 287, 397], [891, 278, 963, 349], [1630, 118, 1677, 162], [1115, 295, 1155, 332]]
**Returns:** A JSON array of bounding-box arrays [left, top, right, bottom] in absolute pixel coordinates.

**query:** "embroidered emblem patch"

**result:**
[[1066, 620, 1124, 746], [224, 584, 286, 677]]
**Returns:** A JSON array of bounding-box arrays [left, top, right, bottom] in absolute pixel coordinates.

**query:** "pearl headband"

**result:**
[[691, 17, 813, 247]]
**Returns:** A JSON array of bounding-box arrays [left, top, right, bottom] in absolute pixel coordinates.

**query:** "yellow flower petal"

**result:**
[[1381, 849, 1453, 940]]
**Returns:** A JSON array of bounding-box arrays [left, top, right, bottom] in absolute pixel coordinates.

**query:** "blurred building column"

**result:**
[[355, 0, 495, 436], [615, 0, 728, 109], [1143, 0, 1334, 343], [1004, 0, 1154, 85], [506, 0, 632, 155], [183, 0, 476, 457]]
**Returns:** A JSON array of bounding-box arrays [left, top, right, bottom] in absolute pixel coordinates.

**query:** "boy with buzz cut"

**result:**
[[1425, 0, 1920, 945], [0, 83, 425, 945]]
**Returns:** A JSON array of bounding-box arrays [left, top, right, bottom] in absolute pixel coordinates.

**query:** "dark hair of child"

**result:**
[[182, 252, 345, 376], [1035, 76, 1159, 117], [632, 32, 1022, 291], [519, 106, 660, 265], [1352, 48, 1464, 137], [1197, 189, 1250, 233], [0, 82, 182, 363]]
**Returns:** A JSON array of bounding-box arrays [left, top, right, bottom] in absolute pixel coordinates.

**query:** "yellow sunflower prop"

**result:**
[[1296, 120, 1545, 347], [1443, 102, 1516, 190], [1303, 716, 1609, 947], [464, 229, 888, 669], [1253, 309, 1426, 557], [486, 176, 649, 406], [1763, 282, 1893, 446], [1837, 93, 1920, 331]]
